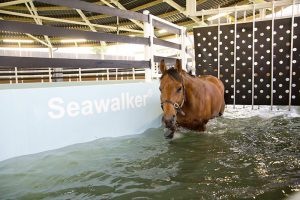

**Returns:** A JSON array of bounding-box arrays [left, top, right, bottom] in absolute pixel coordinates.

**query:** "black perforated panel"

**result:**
[[193, 16, 300, 106], [194, 26, 218, 76], [220, 24, 235, 104], [292, 17, 300, 105], [236, 22, 253, 105], [273, 18, 292, 105], [254, 20, 272, 105]]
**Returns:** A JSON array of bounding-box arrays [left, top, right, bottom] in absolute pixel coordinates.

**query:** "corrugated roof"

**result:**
[[0, 0, 259, 47]]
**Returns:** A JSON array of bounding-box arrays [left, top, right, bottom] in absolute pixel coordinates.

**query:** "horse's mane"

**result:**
[[161, 67, 196, 82], [160, 68, 182, 82]]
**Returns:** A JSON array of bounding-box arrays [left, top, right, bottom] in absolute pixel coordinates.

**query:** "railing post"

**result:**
[[143, 10, 153, 82], [180, 27, 187, 71], [14, 67, 18, 84]]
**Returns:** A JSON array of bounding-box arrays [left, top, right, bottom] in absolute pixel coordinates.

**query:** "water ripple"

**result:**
[[0, 108, 300, 199]]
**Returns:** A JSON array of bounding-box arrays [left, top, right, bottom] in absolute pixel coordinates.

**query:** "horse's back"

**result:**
[[198, 75, 225, 116], [198, 75, 224, 95]]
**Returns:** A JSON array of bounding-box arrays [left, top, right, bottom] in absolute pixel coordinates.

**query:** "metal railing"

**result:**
[[0, 0, 188, 84], [0, 67, 146, 84]]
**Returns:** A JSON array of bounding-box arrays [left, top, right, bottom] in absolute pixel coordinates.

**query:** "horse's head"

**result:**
[[159, 59, 185, 138]]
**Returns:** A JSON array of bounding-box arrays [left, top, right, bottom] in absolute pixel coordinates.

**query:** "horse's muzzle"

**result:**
[[162, 115, 176, 128], [164, 128, 175, 139], [162, 115, 176, 139]]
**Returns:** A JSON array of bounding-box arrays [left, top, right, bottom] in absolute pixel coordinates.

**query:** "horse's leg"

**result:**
[[196, 120, 208, 132], [219, 101, 225, 116], [198, 124, 206, 132]]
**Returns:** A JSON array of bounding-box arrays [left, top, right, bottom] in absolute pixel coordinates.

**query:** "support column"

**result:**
[[50, 47, 63, 82], [186, 0, 196, 16], [180, 27, 187, 71], [143, 10, 153, 82]]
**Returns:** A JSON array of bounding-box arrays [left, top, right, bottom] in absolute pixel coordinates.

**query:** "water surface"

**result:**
[[0, 106, 300, 200]]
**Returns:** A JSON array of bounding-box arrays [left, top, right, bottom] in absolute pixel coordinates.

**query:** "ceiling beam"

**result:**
[[25, 33, 51, 47], [0, 0, 30, 8], [102, 0, 144, 29], [163, 0, 206, 26], [0, 16, 50, 47], [131, 0, 163, 12], [76, 9, 106, 46], [87, 0, 206, 21], [1, 5, 70, 11], [25, 1, 52, 48], [0, 9, 143, 33]]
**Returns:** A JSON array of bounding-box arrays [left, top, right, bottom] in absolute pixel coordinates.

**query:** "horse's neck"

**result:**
[[182, 72, 203, 89], [181, 72, 207, 105]]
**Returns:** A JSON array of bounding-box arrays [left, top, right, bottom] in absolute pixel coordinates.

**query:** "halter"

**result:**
[[160, 82, 186, 116]]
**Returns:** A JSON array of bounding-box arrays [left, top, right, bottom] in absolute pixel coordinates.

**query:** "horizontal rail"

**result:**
[[0, 56, 150, 69], [154, 56, 179, 65], [153, 38, 181, 50], [152, 20, 181, 35], [62, 68, 145, 73], [151, 15, 183, 30], [0, 20, 149, 45], [0, 68, 146, 74], [33, 0, 148, 22], [0, 71, 145, 79]]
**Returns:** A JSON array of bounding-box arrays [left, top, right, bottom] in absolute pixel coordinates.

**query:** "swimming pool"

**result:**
[[0, 106, 299, 199], [0, 80, 162, 161]]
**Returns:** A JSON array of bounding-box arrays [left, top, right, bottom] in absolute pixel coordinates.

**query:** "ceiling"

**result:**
[[0, 0, 265, 48]]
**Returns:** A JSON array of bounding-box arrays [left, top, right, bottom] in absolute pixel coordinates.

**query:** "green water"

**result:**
[[0, 107, 300, 200]]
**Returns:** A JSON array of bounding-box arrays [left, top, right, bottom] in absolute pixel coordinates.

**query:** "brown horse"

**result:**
[[159, 59, 225, 138]]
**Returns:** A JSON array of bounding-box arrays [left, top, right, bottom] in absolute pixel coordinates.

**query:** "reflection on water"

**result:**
[[0, 106, 300, 200]]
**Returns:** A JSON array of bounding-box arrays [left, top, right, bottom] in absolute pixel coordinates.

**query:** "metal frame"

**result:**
[[194, 0, 300, 109], [0, 0, 188, 84]]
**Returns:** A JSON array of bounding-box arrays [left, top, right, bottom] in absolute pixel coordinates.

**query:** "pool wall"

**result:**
[[0, 81, 162, 161]]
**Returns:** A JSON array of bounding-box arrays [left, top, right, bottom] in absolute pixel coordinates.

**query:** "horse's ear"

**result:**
[[175, 59, 182, 72], [160, 59, 167, 74]]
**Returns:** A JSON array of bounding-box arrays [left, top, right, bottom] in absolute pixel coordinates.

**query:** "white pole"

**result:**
[[186, 0, 196, 16], [271, 1, 275, 110], [233, 7, 237, 109], [14, 67, 18, 84], [18, 42, 21, 57], [217, 5, 221, 79], [180, 27, 187, 72], [288, 0, 295, 111], [48, 68, 52, 82], [143, 10, 152, 82], [252, 3, 256, 109]]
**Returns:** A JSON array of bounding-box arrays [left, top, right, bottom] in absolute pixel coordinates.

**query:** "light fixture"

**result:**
[[158, 29, 167, 33], [3, 39, 34, 43], [207, 12, 232, 21], [60, 39, 87, 43]]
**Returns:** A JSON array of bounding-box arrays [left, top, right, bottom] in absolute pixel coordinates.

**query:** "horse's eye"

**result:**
[[177, 87, 182, 93]]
